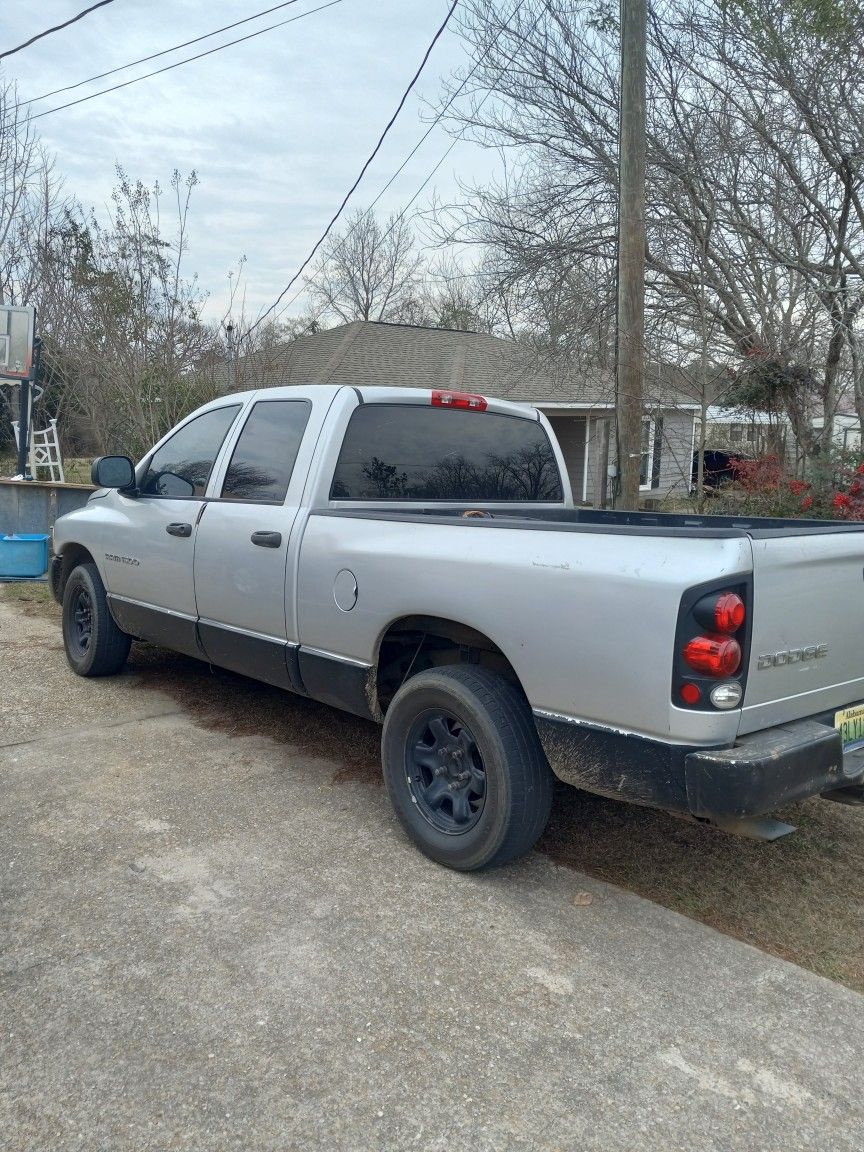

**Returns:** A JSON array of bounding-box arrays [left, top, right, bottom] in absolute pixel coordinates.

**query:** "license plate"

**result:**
[[835, 703, 864, 752]]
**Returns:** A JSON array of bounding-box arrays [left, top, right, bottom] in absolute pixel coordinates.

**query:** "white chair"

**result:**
[[11, 418, 65, 483]]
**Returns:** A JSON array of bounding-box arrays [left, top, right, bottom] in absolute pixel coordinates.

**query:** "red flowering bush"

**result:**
[[730, 455, 785, 492], [813, 455, 864, 520], [712, 451, 864, 520], [719, 456, 814, 517], [830, 477, 864, 520]]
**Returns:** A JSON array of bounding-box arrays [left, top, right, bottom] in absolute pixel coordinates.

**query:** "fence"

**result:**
[[0, 479, 94, 537]]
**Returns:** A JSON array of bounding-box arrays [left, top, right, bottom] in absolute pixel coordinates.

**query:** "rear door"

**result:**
[[193, 397, 314, 688], [740, 528, 864, 734]]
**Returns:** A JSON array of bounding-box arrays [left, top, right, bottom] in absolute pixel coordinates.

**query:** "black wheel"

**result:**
[[381, 665, 553, 871], [62, 562, 131, 677]]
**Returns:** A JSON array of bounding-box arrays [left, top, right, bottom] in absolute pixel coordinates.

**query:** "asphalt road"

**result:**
[[2, 593, 863, 1151]]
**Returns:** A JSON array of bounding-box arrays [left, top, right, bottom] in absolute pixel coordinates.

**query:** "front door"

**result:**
[[194, 398, 313, 687], [103, 404, 242, 657]]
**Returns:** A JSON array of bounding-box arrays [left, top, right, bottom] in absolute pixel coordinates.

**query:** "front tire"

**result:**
[[62, 562, 131, 677], [381, 666, 553, 871]]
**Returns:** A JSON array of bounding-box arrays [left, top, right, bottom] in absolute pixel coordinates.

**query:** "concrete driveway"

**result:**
[[2, 594, 863, 1151]]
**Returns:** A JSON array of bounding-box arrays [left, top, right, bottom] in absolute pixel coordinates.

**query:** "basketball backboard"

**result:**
[[0, 306, 36, 380]]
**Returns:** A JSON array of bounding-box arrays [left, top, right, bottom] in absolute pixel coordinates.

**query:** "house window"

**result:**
[[639, 417, 658, 490], [745, 424, 757, 443], [729, 423, 744, 443]]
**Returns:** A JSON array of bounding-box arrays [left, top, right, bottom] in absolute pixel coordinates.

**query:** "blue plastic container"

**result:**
[[0, 533, 50, 578]]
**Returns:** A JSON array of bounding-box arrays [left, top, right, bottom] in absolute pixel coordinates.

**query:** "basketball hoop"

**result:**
[[0, 306, 36, 382], [0, 306, 38, 480]]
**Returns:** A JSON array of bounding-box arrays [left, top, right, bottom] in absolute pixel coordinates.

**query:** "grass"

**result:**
[[6, 582, 55, 615], [8, 586, 864, 991], [0, 453, 92, 484], [540, 788, 864, 989], [61, 458, 93, 484]]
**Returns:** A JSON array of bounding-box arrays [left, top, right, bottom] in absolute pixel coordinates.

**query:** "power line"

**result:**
[[362, 24, 491, 216], [27, 0, 342, 122], [267, 0, 529, 326], [1, 0, 120, 61], [247, 0, 460, 335], [271, 140, 461, 326], [368, 0, 537, 249], [27, 0, 305, 105]]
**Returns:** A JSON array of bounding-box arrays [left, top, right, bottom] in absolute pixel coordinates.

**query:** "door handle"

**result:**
[[251, 531, 282, 548], [166, 522, 192, 538]]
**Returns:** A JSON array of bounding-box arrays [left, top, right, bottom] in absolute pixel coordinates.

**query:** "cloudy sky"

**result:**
[[3, 0, 499, 325]]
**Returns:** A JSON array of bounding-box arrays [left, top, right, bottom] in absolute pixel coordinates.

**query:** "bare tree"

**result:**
[[429, 160, 618, 368], [437, 0, 864, 476], [0, 85, 255, 461], [52, 168, 222, 456], [0, 76, 80, 455], [306, 209, 425, 324], [0, 78, 45, 305], [418, 255, 499, 331], [0, 76, 76, 334]]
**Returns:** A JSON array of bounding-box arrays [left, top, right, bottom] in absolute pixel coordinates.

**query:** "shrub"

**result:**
[[711, 452, 864, 520]]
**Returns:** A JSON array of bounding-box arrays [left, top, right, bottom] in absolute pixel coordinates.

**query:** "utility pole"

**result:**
[[616, 0, 647, 508]]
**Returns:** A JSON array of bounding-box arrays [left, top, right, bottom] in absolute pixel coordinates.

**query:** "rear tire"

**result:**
[[62, 562, 131, 677], [381, 665, 553, 871]]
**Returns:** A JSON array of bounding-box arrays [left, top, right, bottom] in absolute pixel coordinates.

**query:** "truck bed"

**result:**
[[322, 505, 864, 538]]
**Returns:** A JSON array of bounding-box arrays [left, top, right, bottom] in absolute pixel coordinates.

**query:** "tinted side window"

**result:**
[[141, 405, 241, 498], [331, 405, 564, 502], [221, 400, 312, 502]]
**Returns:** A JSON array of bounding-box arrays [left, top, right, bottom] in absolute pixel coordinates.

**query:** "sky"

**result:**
[[2, 0, 500, 326]]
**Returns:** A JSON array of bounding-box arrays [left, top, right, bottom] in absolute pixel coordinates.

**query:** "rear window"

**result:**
[[221, 399, 311, 503], [331, 404, 564, 502]]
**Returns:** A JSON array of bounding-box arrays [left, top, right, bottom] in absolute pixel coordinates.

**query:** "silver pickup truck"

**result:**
[[51, 384, 864, 869]]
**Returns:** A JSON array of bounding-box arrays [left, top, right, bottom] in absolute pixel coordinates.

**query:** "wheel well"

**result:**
[[375, 615, 523, 714], [55, 544, 95, 601]]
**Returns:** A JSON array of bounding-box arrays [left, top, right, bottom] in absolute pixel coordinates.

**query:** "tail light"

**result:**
[[683, 634, 742, 677], [431, 390, 487, 411], [680, 682, 702, 705], [695, 590, 746, 634], [673, 578, 752, 711]]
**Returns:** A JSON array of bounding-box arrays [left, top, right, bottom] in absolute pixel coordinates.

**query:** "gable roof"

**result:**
[[235, 320, 695, 408]]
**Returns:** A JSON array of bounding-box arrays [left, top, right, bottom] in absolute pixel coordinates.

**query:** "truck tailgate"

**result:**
[[740, 529, 864, 734]]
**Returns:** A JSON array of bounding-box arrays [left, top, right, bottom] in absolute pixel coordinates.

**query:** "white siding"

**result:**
[[542, 406, 696, 505], [542, 413, 588, 502], [655, 410, 697, 497]]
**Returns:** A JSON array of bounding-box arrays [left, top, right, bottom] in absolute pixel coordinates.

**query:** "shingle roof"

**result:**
[[235, 320, 694, 408]]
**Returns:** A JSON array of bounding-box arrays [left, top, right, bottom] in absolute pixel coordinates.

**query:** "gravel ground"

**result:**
[[11, 583, 864, 993], [2, 591, 864, 1151]]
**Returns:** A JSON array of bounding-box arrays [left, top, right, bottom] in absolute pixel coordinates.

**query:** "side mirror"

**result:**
[[91, 455, 136, 490]]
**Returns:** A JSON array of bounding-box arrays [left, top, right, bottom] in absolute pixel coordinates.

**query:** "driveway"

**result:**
[[1, 593, 863, 1151]]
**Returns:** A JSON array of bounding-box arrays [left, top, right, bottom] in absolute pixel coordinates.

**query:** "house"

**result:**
[[702, 405, 790, 458], [235, 320, 699, 504], [812, 413, 861, 453], [705, 406, 862, 462]]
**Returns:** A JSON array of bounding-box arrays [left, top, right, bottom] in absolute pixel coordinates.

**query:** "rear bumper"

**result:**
[[534, 711, 864, 821], [685, 718, 864, 819]]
